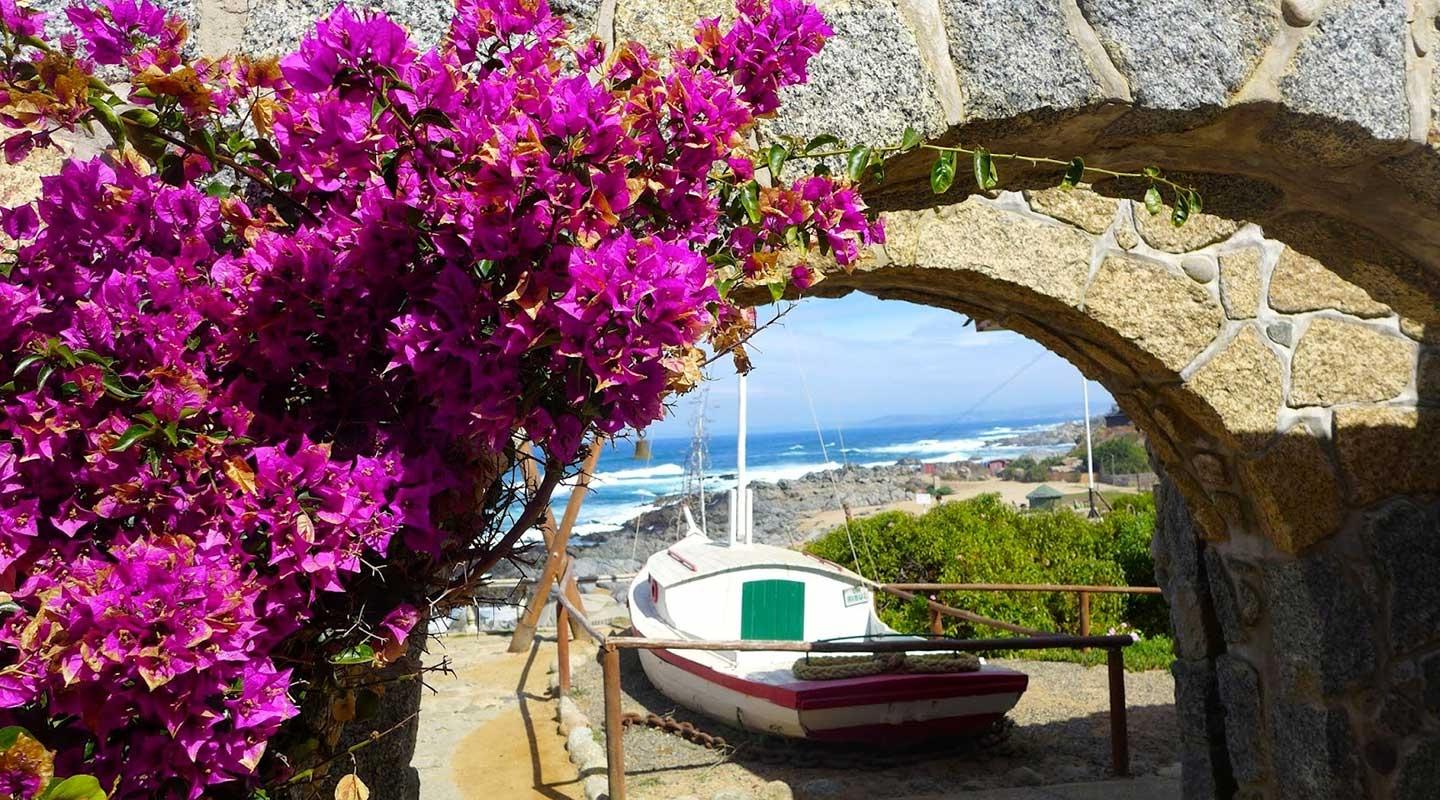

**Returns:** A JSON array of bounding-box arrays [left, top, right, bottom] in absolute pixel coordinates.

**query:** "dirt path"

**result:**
[[413, 633, 587, 800]]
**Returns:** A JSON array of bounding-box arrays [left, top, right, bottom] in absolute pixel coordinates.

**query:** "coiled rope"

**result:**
[[791, 652, 981, 681]]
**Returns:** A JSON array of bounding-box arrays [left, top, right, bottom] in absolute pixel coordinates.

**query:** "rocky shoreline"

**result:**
[[565, 417, 1092, 578]]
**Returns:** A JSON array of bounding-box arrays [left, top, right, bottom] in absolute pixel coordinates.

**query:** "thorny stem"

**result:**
[[799, 141, 1197, 197], [703, 302, 796, 369], [462, 455, 566, 577], [279, 710, 423, 787]]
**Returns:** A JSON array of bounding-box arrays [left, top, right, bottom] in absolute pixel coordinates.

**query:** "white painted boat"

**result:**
[[627, 529, 1028, 742], [626, 373, 1027, 743]]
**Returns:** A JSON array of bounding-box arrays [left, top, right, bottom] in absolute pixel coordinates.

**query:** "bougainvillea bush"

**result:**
[[0, 0, 880, 796]]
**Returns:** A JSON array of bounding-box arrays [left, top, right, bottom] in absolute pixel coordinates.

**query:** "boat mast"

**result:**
[[735, 371, 751, 545], [1083, 378, 1098, 518]]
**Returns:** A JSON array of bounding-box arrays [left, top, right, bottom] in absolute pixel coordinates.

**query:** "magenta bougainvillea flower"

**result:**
[[0, 0, 881, 796]]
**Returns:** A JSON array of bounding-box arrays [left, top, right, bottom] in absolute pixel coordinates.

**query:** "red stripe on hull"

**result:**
[[648, 644, 1028, 711]]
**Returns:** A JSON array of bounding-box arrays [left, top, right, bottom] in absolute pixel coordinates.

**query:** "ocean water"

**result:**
[[550, 414, 1080, 539]]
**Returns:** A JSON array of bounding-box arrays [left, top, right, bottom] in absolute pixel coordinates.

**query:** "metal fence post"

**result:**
[[1107, 647, 1129, 776], [602, 645, 625, 800]]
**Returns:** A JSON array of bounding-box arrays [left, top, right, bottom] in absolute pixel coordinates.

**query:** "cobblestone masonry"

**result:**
[[9, 0, 1440, 797]]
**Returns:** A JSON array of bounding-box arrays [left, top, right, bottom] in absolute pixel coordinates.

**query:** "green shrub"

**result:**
[[1000, 455, 1063, 482], [1073, 434, 1150, 475], [1018, 633, 1175, 672], [809, 494, 1160, 640], [1097, 493, 1169, 635], [808, 493, 1171, 670]]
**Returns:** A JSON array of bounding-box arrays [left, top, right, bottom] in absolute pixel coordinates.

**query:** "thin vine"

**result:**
[[777, 126, 1203, 228]]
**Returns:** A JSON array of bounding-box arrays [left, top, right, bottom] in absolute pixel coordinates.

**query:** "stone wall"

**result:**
[[11, 0, 1440, 798]]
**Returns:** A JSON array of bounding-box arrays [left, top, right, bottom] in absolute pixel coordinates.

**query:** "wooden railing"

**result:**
[[552, 567, 1144, 800], [879, 582, 1163, 640]]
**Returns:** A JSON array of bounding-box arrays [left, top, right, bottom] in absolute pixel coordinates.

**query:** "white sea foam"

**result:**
[[855, 437, 987, 456], [591, 462, 685, 482]]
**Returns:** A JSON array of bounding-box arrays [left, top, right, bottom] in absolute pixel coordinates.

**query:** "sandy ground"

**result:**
[[797, 478, 1142, 537], [408, 608, 1176, 800], [414, 632, 588, 800], [570, 651, 1178, 800]]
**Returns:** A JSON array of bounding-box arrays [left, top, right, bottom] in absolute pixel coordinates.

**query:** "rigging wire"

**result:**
[[799, 367, 879, 580]]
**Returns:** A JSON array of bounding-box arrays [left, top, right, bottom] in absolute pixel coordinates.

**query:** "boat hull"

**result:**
[[637, 645, 1027, 742]]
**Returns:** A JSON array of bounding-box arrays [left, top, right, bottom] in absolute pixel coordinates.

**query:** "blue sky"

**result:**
[[650, 292, 1113, 436]]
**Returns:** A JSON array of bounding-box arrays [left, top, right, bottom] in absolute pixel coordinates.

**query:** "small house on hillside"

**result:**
[[1104, 407, 1132, 428], [1026, 484, 1065, 510], [984, 458, 1009, 476]]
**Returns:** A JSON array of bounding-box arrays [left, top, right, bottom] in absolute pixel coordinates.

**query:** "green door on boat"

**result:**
[[740, 579, 805, 640]]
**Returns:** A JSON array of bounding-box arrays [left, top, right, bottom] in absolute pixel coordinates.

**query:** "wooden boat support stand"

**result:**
[[553, 584, 1139, 800]]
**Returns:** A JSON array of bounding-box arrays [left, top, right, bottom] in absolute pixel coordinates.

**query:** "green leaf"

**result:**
[[88, 96, 125, 150], [1187, 189, 1203, 216], [803, 134, 839, 154], [203, 181, 232, 198], [766, 143, 788, 179], [381, 154, 400, 194], [53, 342, 80, 366], [120, 107, 159, 128], [195, 129, 218, 161], [110, 424, 154, 453], [35, 364, 53, 393], [811, 162, 831, 177], [329, 644, 375, 665], [1061, 157, 1084, 189], [845, 145, 872, 182], [899, 126, 921, 153], [1143, 185, 1163, 216], [972, 147, 998, 191], [412, 108, 455, 129], [162, 422, 180, 446], [73, 349, 110, 366], [1170, 192, 1191, 227], [12, 354, 43, 376], [930, 150, 957, 195], [43, 775, 106, 800], [738, 180, 761, 224], [1142, 166, 1160, 179], [102, 375, 142, 400], [868, 157, 886, 184], [768, 282, 785, 302], [0, 726, 25, 750]]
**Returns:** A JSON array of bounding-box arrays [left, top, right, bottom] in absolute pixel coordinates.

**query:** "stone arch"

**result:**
[[743, 184, 1436, 799]]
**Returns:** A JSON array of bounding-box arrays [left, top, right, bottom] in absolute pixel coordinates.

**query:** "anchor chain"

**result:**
[[620, 711, 730, 750]]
